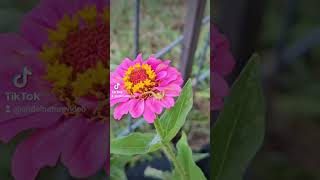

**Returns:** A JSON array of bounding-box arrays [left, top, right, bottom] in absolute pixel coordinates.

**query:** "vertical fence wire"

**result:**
[[134, 0, 140, 57], [127, 0, 141, 133]]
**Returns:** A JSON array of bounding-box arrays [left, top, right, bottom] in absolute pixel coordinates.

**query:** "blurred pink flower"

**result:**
[[211, 26, 235, 110], [0, 0, 109, 179], [111, 54, 183, 123]]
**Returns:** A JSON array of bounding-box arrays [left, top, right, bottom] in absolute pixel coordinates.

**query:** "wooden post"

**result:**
[[180, 0, 207, 82]]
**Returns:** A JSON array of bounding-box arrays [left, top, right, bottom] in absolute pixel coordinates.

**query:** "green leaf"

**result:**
[[212, 55, 265, 180], [156, 79, 193, 142], [173, 133, 207, 180], [110, 155, 130, 180], [111, 133, 162, 155]]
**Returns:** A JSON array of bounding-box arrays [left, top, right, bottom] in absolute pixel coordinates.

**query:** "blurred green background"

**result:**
[[248, 0, 320, 180], [213, 0, 320, 179], [251, 0, 320, 179]]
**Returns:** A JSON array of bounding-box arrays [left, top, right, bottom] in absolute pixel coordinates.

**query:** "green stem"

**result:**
[[164, 143, 188, 180], [154, 119, 188, 180]]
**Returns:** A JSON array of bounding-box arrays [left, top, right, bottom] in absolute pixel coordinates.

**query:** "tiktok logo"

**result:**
[[111, 82, 129, 98], [114, 83, 120, 90], [12, 66, 32, 88]]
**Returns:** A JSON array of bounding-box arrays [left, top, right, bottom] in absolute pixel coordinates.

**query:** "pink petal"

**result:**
[[0, 104, 62, 143], [158, 67, 183, 87], [113, 102, 129, 120], [11, 118, 73, 180], [170, 77, 184, 87], [155, 63, 169, 73], [110, 97, 129, 107], [146, 98, 162, 114], [62, 120, 107, 178], [21, 19, 49, 50], [114, 67, 126, 77], [211, 25, 235, 76], [143, 106, 156, 123], [156, 84, 181, 97], [212, 96, 224, 110], [160, 96, 175, 108], [212, 72, 229, 97], [61, 118, 90, 164], [0, 33, 37, 57], [160, 74, 178, 86], [156, 71, 168, 80], [77, 97, 99, 110], [129, 99, 144, 118], [214, 48, 235, 75], [110, 72, 124, 85], [146, 55, 163, 69]]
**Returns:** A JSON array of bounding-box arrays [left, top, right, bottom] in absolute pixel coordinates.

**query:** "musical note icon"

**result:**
[[12, 66, 32, 89]]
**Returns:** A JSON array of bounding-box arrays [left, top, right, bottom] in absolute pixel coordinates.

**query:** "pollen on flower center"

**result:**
[[123, 63, 157, 94], [61, 24, 108, 73]]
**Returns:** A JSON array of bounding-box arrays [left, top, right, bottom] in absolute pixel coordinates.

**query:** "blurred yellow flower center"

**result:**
[[123, 63, 157, 94], [37, 5, 109, 120]]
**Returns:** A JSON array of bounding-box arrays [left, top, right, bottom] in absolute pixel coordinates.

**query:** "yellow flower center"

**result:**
[[123, 63, 157, 95]]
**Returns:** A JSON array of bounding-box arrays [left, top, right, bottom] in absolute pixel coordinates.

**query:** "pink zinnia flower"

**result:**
[[0, 0, 109, 179], [211, 26, 235, 110], [111, 54, 183, 123]]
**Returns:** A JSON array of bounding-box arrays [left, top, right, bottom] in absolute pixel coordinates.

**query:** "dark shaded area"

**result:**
[[214, 0, 266, 79], [214, 0, 320, 179]]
